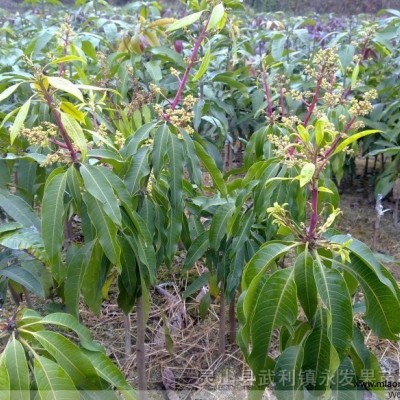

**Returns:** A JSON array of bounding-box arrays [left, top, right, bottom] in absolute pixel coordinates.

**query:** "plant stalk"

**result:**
[[228, 293, 236, 344], [123, 313, 132, 360], [136, 296, 148, 400], [169, 21, 209, 112], [218, 288, 226, 356], [39, 80, 78, 163]]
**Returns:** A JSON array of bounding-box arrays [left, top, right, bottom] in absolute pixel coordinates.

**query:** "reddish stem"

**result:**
[[279, 87, 286, 116], [261, 63, 273, 117], [49, 138, 69, 149], [169, 21, 209, 112], [39, 80, 78, 163]]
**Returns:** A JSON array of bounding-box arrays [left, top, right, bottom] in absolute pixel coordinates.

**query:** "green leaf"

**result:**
[[30, 331, 98, 388], [80, 164, 121, 225], [330, 254, 400, 340], [246, 268, 297, 389], [0, 82, 22, 103], [60, 101, 85, 123], [294, 251, 317, 321], [4, 337, 30, 400], [0, 265, 45, 298], [82, 351, 135, 399], [332, 130, 380, 156], [60, 111, 88, 160], [183, 230, 209, 270], [10, 97, 31, 145], [27, 313, 103, 352], [314, 253, 353, 359], [48, 55, 85, 65], [275, 345, 304, 399], [0, 358, 10, 400], [167, 132, 184, 210], [41, 171, 67, 277], [351, 63, 359, 89], [0, 188, 40, 229], [47, 77, 84, 102], [298, 163, 315, 187], [34, 356, 79, 400], [207, 3, 224, 31], [242, 241, 299, 289], [183, 272, 208, 298], [125, 147, 150, 195], [193, 46, 211, 81], [166, 11, 203, 32], [209, 202, 234, 250], [301, 326, 333, 391], [65, 241, 96, 318], [82, 192, 120, 267], [194, 141, 227, 197], [152, 123, 170, 176]]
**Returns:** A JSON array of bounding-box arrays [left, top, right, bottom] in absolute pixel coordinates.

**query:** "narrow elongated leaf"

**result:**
[[165, 209, 182, 266], [183, 230, 209, 270], [314, 254, 353, 359], [60, 101, 85, 122], [246, 268, 297, 388], [331, 235, 397, 294], [209, 202, 234, 250], [80, 164, 121, 225], [275, 345, 304, 399], [34, 356, 79, 400], [331, 255, 400, 340], [242, 241, 298, 289], [194, 141, 227, 197], [47, 77, 84, 102], [4, 338, 30, 400], [125, 146, 150, 195], [301, 327, 333, 391], [30, 331, 98, 388], [0, 82, 22, 103], [0, 188, 40, 229], [83, 192, 120, 267], [332, 130, 379, 156], [152, 123, 170, 176], [294, 252, 317, 321], [0, 265, 44, 298], [298, 163, 315, 187], [193, 46, 211, 81], [10, 97, 31, 145], [166, 11, 203, 32], [168, 132, 184, 210], [60, 112, 87, 159], [207, 3, 225, 31], [82, 350, 135, 399], [65, 241, 96, 318], [41, 170, 67, 275], [24, 313, 103, 352], [0, 358, 10, 400]]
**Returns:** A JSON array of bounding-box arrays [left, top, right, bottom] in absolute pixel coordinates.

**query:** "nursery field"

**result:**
[[1, 1, 400, 399]]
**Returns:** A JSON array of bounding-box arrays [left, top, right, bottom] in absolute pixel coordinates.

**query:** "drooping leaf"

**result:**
[[194, 141, 227, 197], [30, 331, 99, 388], [314, 253, 353, 359], [65, 241, 96, 318], [245, 268, 297, 391], [294, 251, 317, 321], [0, 188, 40, 229], [60, 111, 87, 160], [152, 123, 170, 176], [82, 192, 120, 267], [0, 265, 44, 298], [80, 164, 121, 226], [167, 132, 184, 210], [125, 146, 150, 195], [4, 337, 30, 400], [41, 170, 67, 277], [183, 230, 209, 270], [209, 202, 234, 250], [34, 356, 79, 400], [166, 11, 203, 32]]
